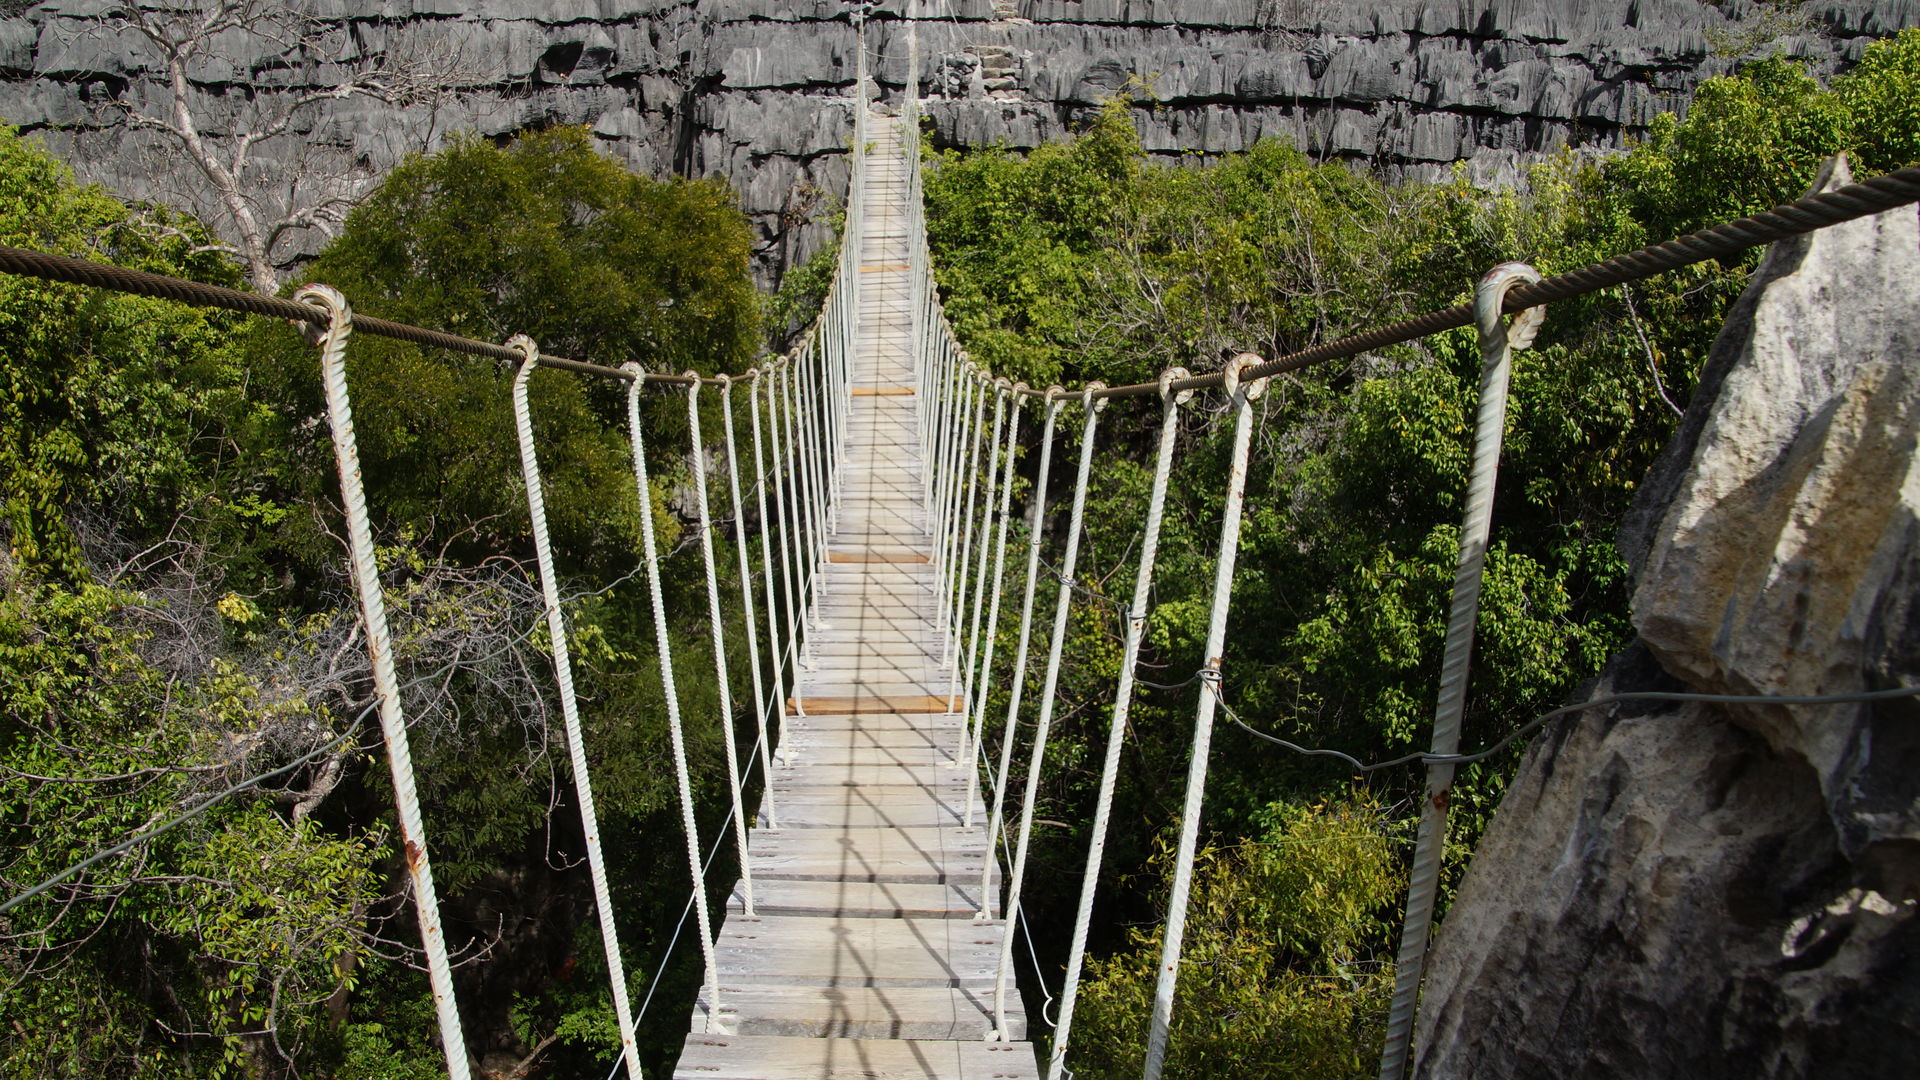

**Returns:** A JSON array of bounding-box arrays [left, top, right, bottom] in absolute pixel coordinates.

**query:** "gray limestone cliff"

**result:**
[[2, 1, 1916, 286], [1412, 157, 1920, 1079]]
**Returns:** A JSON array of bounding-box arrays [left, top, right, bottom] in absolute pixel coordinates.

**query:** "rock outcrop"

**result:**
[[1, 2, 1915, 285], [1413, 157, 1920, 1079]]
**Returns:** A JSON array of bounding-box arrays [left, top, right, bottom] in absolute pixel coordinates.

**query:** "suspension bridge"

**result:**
[[2, 17, 1918, 1080]]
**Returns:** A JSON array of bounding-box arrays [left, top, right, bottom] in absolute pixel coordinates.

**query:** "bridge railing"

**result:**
[[874, 19, 1920, 1078], [0, 189, 858, 1074], [5, 21, 1920, 1073]]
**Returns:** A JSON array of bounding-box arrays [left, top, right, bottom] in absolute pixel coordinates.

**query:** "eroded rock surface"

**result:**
[[1, 2, 1915, 285], [1414, 158, 1920, 1079]]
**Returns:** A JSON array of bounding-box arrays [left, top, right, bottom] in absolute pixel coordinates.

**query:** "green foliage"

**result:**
[[0, 125, 246, 579], [929, 45, 1919, 1077], [1839, 28, 1920, 173], [249, 126, 754, 578], [1068, 797, 1399, 1080], [0, 119, 767, 1080]]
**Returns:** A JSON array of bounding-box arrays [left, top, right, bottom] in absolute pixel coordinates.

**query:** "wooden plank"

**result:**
[[728, 878, 983, 919], [709, 915, 1004, 988], [690, 986, 1019, 1040], [789, 694, 958, 714], [852, 386, 916, 396], [828, 551, 931, 564], [674, 1034, 1038, 1079]]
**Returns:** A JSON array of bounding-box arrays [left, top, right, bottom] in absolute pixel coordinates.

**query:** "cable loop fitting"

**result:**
[[1481, 262, 1546, 350], [1083, 381, 1108, 412], [1223, 353, 1268, 402], [1160, 365, 1194, 406]]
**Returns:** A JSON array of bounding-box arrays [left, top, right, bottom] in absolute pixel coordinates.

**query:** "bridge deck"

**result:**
[[674, 114, 1037, 1079]]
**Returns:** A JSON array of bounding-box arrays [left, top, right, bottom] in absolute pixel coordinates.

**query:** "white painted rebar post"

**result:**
[[795, 356, 828, 617], [296, 285, 472, 1080], [621, 365, 729, 1035], [720, 376, 777, 828], [748, 372, 797, 765], [977, 388, 1065, 916], [1378, 263, 1544, 1080], [1049, 367, 1191, 1080], [783, 364, 819, 641], [991, 384, 1107, 1040], [962, 387, 1026, 828], [504, 337, 642, 1079], [948, 370, 988, 650], [772, 363, 815, 676], [804, 348, 832, 550], [1142, 355, 1270, 1080], [952, 379, 1006, 746], [686, 376, 757, 917], [934, 372, 976, 655]]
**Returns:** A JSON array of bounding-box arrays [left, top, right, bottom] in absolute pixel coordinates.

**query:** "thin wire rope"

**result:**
[[977, 393, 1065, 917], [1049, 369, 1188, 1079], [1143, 356, 1269, 1080], [904, 164, 1920, 402], [719, 377, 778, 833], [686, 378, 758, 917], [293, 285, 470, 1080], [992, 387, 1107, 1039], [1, 542, 694, 919], [963, 392, 1026, 829], [508, 337, 641, 1079], [1380, 264, 1544, 1080], [3, 165, 1915, 401], [621, 362, 727, 1034], [1217, 683, 1920, 771]]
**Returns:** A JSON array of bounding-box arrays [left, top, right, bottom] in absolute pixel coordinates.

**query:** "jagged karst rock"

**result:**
[[0, 1, 1914, 285], [1413, 158, 1920, 1079]]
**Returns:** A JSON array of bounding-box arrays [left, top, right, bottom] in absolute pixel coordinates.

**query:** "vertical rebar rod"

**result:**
[[297, 285, 472, 1080], [1050, 368, 1190, 1080], [1378, 263, 1544, 1080], [506, 337, 641, 1079], [977, 391, 1065, 917], [621, 365, 727, 1034], [1143, 356, 1269, 1080], [686, 378, 756, 916], [992, 386, 1107, 1039]]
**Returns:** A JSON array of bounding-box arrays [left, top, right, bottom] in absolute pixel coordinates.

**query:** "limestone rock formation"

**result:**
[[1413, 158, 1920, 1079], [1, 2, 1915, 286]]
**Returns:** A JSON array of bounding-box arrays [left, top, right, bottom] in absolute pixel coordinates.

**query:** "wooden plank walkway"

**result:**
[[674, 113, 1038, 1079]]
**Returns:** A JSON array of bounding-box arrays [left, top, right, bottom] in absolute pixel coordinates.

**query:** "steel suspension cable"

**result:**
[[1049, 367, 1192, 1079], [1378, 264, 1545, 1080], [1142, 356, 1270, 1080], [992, 385, 1108, 1040], [295, 285, 472, 1080], [976, 392, 1065, 915], [686, 378, 758, 917], [621, 364, 727, 1034], [506, 337, 642, 1079]]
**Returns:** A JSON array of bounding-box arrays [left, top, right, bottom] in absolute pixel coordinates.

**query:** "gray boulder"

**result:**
[[1414, 157, 1920, 1079]]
